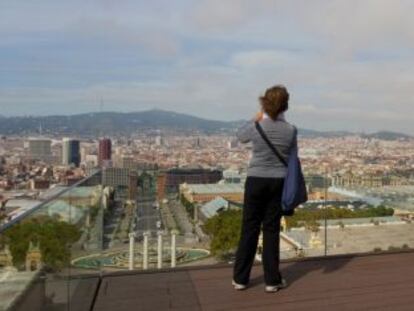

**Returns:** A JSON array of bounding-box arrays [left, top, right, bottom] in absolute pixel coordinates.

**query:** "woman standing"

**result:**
[[232, 85, 297, 293]]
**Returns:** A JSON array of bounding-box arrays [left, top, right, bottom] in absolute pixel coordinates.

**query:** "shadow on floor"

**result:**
[[248, 255, 354, 288]]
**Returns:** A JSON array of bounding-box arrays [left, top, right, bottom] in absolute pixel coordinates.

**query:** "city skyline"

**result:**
[[1, 1, 414, 134]]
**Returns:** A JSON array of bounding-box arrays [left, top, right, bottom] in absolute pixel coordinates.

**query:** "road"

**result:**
[[135, 194, 163, 238]]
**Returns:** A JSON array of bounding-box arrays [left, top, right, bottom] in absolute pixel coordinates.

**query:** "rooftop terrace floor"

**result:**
[[93, 251, 414, 311]]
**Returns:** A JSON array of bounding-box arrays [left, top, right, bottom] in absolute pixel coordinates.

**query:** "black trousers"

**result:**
[[233, 176, 284, 286]]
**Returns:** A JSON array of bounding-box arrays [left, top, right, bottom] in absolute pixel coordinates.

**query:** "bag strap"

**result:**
[[254, 121, 288, 167]]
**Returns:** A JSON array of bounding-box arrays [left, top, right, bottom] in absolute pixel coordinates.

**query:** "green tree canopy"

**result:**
[[285, 206, 394, 229], [203, 209, 242, 258], [3, 216, 81, 271]]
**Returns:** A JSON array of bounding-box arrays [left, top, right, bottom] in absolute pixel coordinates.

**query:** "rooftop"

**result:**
[[39, 185, 99, 200], [315, 215, 405, 226], [91, 251, 414, 311], [200, 197, 229, 218], [182, 183, 244, 194]]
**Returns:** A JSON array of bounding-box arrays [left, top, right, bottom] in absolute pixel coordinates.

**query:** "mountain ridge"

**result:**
[[0, 109, 411, 140]]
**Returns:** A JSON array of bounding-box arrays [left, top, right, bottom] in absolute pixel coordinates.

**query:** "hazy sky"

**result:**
[[1, 0, 414, 133]]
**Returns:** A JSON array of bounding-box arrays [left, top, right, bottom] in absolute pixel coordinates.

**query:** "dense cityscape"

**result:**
[[1, 112, 414, 309]]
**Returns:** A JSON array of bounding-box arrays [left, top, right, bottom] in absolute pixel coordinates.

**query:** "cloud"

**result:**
[[230, 50, 300, 68], [189, 0, 414, 61], [1, 0, 414, 134], [299, 0, 414, 47], [67, 17, 180, 57], [190, 0, 288, 33], [0, 1, 181, 57]]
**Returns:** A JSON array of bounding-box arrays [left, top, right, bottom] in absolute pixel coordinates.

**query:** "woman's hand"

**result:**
[[254, 110, 264, 122]]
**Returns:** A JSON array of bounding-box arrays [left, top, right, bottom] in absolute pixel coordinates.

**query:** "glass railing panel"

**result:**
[[67, 172, 104, 277], [0, 191, 74, 310], [0, 171, 102, 311], [324, 183, 414, 256], [296, 135, 414, 258], [63, 172, 104, 311]]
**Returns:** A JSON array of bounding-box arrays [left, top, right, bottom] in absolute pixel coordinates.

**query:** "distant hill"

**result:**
[[0, 109, 242, 136], [0, 109, 411, 140], [299, 129, 412, 140], [361, 131, 413, 141], [298, 129, 353, 138]]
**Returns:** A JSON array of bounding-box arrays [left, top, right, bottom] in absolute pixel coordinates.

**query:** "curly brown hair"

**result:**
[[259, 85, 289, 120]]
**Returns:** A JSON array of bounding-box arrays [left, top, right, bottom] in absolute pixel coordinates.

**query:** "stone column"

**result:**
[[157, 231, 163, 269], [143, 231, 150, 270], [128, 232, 135, 271], [171, 230, 177, 268]]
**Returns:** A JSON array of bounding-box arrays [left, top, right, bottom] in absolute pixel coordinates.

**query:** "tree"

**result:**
[[285, 205, 394, 229], [4, 216, 81, 271], [180, 194, 195, 217], [203, 209, 242, 259]]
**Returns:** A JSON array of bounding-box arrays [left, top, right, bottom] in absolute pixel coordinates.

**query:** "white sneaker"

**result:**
[[264, 285, 279, 293], [265, 278, 288, 293], [232, 280, 247, 290]]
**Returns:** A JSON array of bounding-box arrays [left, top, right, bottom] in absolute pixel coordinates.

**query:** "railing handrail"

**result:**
[[0, 170, 102, 234]]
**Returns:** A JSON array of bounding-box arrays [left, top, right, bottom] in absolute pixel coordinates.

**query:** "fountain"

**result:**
[[72, 246, 210, 270]]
